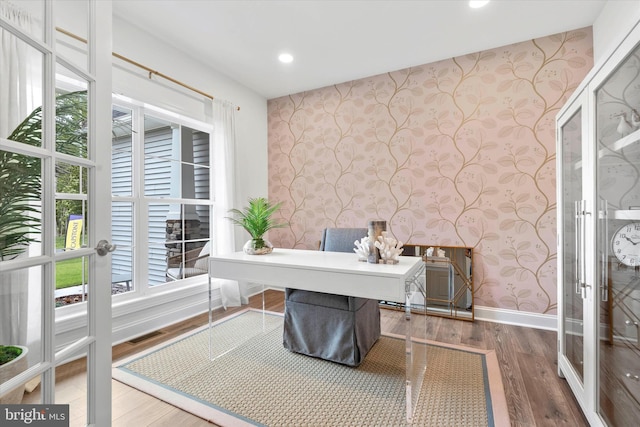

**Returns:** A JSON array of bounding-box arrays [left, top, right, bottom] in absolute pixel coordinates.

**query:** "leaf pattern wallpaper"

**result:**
[[267, 28, 593, 315]]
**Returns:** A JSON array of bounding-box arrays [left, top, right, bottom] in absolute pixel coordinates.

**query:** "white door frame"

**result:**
[[86, 1, 113, 425]]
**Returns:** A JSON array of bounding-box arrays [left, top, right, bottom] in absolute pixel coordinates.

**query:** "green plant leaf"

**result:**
[[1, 91, 88, 260], [227, 197, 287, 245]]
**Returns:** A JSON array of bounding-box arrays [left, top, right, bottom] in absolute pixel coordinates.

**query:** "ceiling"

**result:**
[[112, 0, 608, 100]]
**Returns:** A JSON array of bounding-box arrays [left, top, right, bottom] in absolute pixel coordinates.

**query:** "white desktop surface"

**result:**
[[208, 248, 424, 303]]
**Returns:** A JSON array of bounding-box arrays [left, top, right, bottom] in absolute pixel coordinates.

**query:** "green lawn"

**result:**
[[56, 258, 88, 289], [56, 236, 88, 289]]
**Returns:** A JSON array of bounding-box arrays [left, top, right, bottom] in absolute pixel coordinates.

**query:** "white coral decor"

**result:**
[[374, 231, 404, 264], [353, 236, 370, 261]]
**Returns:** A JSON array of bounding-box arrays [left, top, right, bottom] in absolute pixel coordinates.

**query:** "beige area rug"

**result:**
[[113, 310, 509, 427]]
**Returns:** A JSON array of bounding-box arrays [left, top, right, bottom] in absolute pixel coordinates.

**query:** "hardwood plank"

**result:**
[[484, 322, 538, 427], [516, 351, 588, 426], [511, 325, 555, 360], [112, 387, 174, 426], [147, 410, 214, 427], [535, 329, 560, 360], [434, 315, 464, 344], [460, 318, 486, 348]]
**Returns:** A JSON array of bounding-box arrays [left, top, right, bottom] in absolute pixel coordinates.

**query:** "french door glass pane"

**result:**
[[55, 163, 88, 251], [561, 108, 584, 382], [54, 0, 89, 71], [55, 192, 89, 308], [0, 266, 43, 375], [55, 256, 89, 308], [0, 267, 43, 406], [1, 1, 45, 41], [0, 150, 43, 260], [19, 372, 42, 406], [55, 64, 88, 158], [0, 18, 43, 143], [55, 364, 88, 427], [56, 162, 88, 194]]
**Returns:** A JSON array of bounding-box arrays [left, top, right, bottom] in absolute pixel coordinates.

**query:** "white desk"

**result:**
[[208, 248, 427, 423]]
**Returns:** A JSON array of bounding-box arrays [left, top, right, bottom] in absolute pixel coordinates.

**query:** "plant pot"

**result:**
[[243, 238, 273, 255], [0, 345, 29, 404]]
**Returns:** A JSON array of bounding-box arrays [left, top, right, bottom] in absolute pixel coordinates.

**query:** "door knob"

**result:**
[[95, 240, 117, 256]]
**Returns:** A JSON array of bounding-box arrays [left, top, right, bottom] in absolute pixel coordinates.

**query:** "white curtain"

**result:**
[[0, 0, 37, 135], [0, 0, 41, 363], [211, 100, 242, 308]]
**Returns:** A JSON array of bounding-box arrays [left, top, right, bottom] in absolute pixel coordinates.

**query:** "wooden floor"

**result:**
[[29, 289, 588, 426]]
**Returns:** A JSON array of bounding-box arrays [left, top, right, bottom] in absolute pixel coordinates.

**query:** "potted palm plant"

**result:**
[[227, 197, 287, 254]]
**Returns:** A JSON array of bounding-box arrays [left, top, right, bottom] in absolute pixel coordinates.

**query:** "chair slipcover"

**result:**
[[283, 228, 381, 366]]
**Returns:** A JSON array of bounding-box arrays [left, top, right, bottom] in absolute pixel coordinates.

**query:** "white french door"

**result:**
[[0, 1, 112, 425], [557, 89, 597, 419]]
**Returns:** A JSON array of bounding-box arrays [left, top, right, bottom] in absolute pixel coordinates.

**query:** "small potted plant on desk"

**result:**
[[227, 197, 287, 255]]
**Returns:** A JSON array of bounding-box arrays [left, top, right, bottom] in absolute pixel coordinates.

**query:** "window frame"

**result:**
[[55, 94, 214, 315]]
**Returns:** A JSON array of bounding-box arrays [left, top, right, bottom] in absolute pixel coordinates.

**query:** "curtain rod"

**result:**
[[56, 27, 240, 111]]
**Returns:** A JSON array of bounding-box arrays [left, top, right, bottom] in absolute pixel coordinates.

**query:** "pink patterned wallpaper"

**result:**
[[267, 28, 593, 315]]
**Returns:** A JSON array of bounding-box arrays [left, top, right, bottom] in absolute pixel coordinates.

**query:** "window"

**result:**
[[110, 101, 213, 297], [49, 94, 214, 308]]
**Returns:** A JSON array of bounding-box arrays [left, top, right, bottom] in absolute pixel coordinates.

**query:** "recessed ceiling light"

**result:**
[[469, 0, 490, 8], [278, 53, 294, 63]]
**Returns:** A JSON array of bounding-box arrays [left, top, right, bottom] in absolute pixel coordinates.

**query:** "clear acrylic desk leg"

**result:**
[[405, 263, 427, 424], [208, 273, 213, 361], [208, 276, 268, 361]]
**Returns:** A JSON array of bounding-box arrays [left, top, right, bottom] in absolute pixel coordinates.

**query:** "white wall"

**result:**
[[593, 0, 640, 63]]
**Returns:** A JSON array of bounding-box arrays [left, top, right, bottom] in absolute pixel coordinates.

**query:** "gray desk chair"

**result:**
[[283, 228, 381, 366]]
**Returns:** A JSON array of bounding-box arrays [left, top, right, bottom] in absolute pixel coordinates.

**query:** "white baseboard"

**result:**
[[260, 286, 558, 332], [474, 306, 557, 331]]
